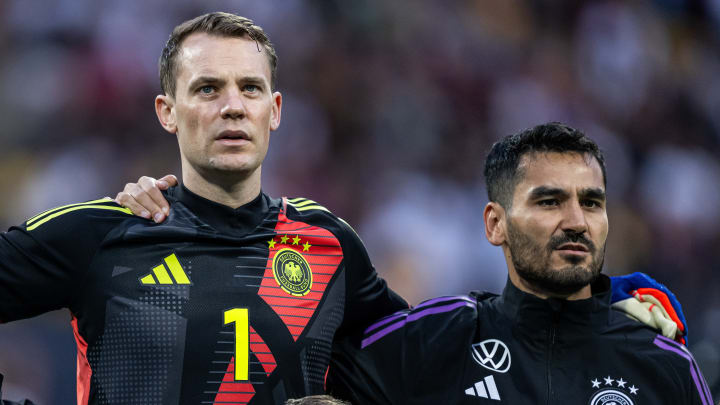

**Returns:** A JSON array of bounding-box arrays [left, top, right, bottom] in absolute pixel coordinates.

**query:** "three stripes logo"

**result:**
[[465, 376, 501, 401], [139, 253, 191, 285]]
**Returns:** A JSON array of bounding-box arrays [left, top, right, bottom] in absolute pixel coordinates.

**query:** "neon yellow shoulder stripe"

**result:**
[[286, 197, 308, 204], [291, 199, 318, 208], [26, 198, 116, 225], [27, 205, 132, 231], [294, 205, 330, 213], [287, 197, 330, 213]]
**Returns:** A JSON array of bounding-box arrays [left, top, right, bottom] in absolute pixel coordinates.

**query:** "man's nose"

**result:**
[[561, 201, 589, 234], [220, 90, 246, 119]]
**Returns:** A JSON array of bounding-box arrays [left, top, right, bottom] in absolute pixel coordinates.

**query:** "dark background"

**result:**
[[1, 0, 719, 402]]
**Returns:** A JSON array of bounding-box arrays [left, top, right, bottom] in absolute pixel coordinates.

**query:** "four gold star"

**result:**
[[270, 234, 311, 252]]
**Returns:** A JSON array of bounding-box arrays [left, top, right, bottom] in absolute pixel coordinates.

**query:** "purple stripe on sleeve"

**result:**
[[364, 312, 407, 334], [361, 317, 407, 348], [361, 301, 474, 348], [406, 301, 474, 322], [414, 295, 473, 310], [364, 296, 473, 334], [653, 337, 713, 405], [655, 335, 714, 402]]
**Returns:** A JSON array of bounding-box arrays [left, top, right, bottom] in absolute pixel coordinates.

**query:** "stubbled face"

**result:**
[[166, 33, 281, 179], [505, 152, 608, 296]]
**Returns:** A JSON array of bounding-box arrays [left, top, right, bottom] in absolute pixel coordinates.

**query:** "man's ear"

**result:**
[[155, 95, 177, 134], [269, 91, 282, 131], [484, 202, 507, 246]]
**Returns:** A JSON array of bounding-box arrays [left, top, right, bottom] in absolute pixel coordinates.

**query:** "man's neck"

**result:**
[[182, 166, 262, 209]]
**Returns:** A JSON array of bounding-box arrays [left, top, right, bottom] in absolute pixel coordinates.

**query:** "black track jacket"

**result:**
[[328, 275, 713, 404]]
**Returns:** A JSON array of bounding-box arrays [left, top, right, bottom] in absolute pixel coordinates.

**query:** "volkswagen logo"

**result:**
[[471, 339, 511, 373]]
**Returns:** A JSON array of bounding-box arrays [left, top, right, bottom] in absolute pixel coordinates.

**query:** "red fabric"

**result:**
[[258, 209, 343, 341], [634, 288, 685, 333], [249, 326, 276, 376], [70, 315, 91, 405], [213, 357, 255, 404]]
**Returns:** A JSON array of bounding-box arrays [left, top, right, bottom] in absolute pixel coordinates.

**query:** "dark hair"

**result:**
[[285, 395, 350, 405], [159, 12, 278, 97], [484, 122, 606, 208]]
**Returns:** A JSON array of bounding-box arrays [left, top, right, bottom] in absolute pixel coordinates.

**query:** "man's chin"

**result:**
[[517, 265, 599, 297], [206, 157, 260, 174]]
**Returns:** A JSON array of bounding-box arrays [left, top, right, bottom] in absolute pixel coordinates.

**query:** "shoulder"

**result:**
[[361, 295, 478, 349], [20, 197, 136, 233], [604, 310, 711, 398], [283, 196, 361, 241], [284, 196, 339, 224], [646, 335, 712, 401]]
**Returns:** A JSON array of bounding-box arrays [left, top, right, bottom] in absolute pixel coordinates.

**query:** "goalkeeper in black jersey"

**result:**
[[0, 12, 406, 405]]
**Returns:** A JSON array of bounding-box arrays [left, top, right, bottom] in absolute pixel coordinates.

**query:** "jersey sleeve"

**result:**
[[335, 219, 408, 336], [0, 199, 132, 322], [328, 295, 477, 404], [650, 335, 715, 404]]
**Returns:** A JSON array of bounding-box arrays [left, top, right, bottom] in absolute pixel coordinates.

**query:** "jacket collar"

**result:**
[[497, 274, 613, 330], [166, 184, 274, 235]]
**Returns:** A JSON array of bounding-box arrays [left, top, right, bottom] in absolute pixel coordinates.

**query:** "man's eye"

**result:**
[[582, 200, 600, 208], [199, 86, 215, 94], [538, 199, 558, 207], [244, 84, 259, 93]]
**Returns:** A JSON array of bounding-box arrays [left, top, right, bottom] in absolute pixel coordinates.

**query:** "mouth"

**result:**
[[555, 243, 590, 254], [215, 130, 250, 143]]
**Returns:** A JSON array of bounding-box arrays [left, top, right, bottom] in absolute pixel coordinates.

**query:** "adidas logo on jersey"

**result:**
[[139, 253, 191, 285], [465, 375, 501, 401]]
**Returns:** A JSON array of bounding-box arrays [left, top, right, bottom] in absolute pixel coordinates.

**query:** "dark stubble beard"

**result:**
[[506, 218, 605, 297]]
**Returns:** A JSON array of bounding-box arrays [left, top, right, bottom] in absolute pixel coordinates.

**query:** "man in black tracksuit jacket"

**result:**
[[327, 123, 713, 404], [329, 276, 711, 403]]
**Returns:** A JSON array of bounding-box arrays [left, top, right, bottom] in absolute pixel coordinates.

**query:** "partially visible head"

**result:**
[[160, 12, 278, 98], [483, 123, 608, 298], [285, 395, 350, 405]]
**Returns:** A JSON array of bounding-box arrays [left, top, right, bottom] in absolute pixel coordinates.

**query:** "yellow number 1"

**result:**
[[223, 308, 249, 380]]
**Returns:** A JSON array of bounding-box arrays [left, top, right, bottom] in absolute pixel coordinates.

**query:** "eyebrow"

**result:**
[[187, 76, 224, 90], [187, 75, 267, 91], [528, 186, 606, 201], [241, 76, 266, 85], [528, 186, 569, 200], [579, 187, 606, 201]]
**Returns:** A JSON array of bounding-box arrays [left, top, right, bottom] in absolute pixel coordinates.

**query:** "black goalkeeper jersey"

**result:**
[[328, 275, 713, 404], [0, 185, 407, 405]]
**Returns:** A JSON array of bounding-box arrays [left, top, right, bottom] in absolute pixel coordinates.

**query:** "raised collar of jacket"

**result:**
[[497, 274, 613, 331], [165, 184, 275, 235]]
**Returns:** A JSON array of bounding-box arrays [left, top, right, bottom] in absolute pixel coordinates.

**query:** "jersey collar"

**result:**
[[167, 184, 274, 235]]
